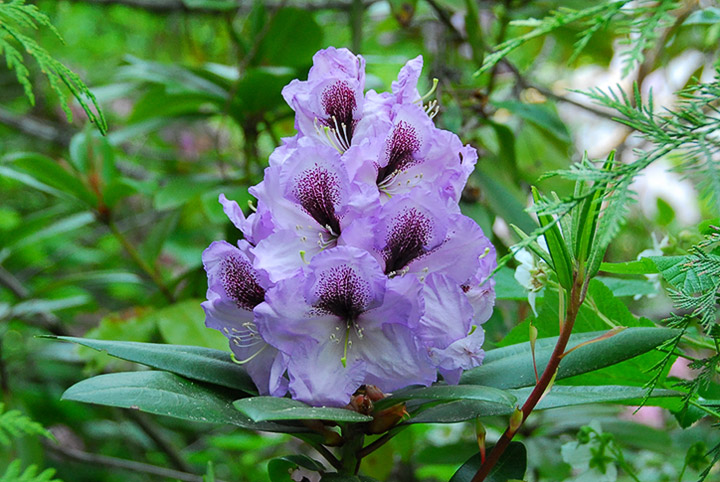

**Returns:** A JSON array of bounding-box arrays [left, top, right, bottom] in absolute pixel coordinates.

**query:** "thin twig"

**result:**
[[0, 106, 73, 146], [126, 410, 193, 473], [472, 274, 590, 481], [46, 441, 222, 482]]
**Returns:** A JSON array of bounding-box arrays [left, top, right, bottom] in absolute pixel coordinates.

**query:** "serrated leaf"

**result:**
[[52, 336, 255, 393], [234, 397, 372, 423]]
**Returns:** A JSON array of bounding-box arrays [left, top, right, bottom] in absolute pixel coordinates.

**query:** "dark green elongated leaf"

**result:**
[[6, 212, 95, 250], [460, 327, 678, 389], [533, 186, 573, 290], [405, 385, 680, 424], [62, 371, 282, 430], [11, 296, 90, 317], [256, 8, 323, 68], [517, 385, 680, 411], [7, 152, 96, 206], [234, 397, 372, 423], [374, 384, 516, 411], [52, 336, 255, 393], [0, 165, 67, 199], [597, 276, 657, 298], [450, 441, 526, 482], [599, 258, 658, 275], [268, 455, 325, 482]]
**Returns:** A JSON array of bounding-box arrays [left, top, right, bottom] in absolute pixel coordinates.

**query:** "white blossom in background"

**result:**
[[513, 238, 549, 316], [633, 233, 670, 301]]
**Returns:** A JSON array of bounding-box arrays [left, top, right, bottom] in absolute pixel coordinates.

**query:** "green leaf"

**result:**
[[256, 8, 323, 68], [650, 255, 716, 293], [494, 101, 571, 143], [596, 276, 657, 298], [533, 186, 573, 290], [139, 210, 179, 266], [154, 178, 219, 211], [153, 299, 228, 350], [473, 166, 537, 234], [405, 385, 679, 424], [51, 336, 255, 393], [524, 385, 680, 411], [6, 152, 96, 206], [450, 441, 526, 482], [460, 327, 678, 389], [233, 397, 372, 423], [494, 267, 527, 300], [62, 371, 285, 431], [374, 384, 516, 411], [268, 455, 325, 482]]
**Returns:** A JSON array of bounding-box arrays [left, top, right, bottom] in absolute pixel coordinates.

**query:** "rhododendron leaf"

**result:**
[[373, 384, 516, 411], [52, 336, 256, 393], [234, 397, 372, 423], [460, 327, 677, 388], [61, 372, 288, 431]]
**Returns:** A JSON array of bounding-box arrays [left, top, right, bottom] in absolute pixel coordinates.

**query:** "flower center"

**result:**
[[313, 265, 370, 322], [293, 164, 342, 237], [221, 256, 265, 311], [382, 207, 432, 275], [316, 80, 357, 151], [376, 121, 421, 189]]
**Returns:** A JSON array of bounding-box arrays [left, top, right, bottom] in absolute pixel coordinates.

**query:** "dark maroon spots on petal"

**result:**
[[382, 207, 432, 274], [376, 121, 421, 185], [320, 80, 357, 141], [221, 256, 265, 311], [313, 265, 371, 322], [293, 165, 342, 235]]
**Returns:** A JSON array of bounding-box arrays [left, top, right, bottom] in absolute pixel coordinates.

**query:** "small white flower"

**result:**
[[633, 233, 669, 300], [513, 238, 550, 315]]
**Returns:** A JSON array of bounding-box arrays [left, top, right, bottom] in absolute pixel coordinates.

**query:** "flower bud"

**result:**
[[509, 406, 524, 434], [367, 403, 408, 434]]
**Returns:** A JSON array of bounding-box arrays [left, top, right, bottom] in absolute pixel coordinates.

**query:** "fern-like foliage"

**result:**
[[0, 403, 51, 446], [476, 0, 688, 77], [0, 0, 107, 133], [0, 461, 61, 482]]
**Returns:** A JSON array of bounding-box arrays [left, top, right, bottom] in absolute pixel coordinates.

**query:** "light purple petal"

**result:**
[[287, 340, 367, 406], [391, 55, 424, 104], [431, 328, 486, 385], [418, 273, 474, 349]]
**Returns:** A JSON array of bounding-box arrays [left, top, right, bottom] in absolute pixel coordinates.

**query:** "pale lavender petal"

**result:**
[[287, 341, 367, 407], [432, 328, 486, 385], [391, 55, 423, 104], [417, 273, 474, 350]]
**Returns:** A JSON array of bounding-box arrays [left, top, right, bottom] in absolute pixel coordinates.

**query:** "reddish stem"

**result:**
[[471, 274, 587, 482]]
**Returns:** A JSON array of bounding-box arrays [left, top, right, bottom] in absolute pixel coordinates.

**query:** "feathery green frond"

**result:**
[[0, 0, 107, 134], [0, 403, 52, 446], [0, 461, 62, 482]]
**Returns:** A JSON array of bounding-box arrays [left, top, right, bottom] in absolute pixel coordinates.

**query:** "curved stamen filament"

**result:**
[[231, 343, 268, 364], [340, 322, 351, 368]]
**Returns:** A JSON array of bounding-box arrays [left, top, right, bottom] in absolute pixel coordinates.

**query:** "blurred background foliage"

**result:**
[[1, 0, 720, 481]]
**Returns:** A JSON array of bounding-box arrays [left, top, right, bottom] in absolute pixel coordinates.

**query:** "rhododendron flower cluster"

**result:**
[[202, 47, 496, 407]]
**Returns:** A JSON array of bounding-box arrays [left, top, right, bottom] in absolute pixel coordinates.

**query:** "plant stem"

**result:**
[[106, 219, 175, 303], [339, 425, 364, 474], [472, 273, 588, 481]]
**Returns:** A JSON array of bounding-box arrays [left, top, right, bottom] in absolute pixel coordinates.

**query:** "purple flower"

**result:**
[[204, 48, 497, 406], [282, 47, 366, 152], [344, 103, 477, 203], [255, 246, 436, 406], [201, 240, 287, 396], [250, 143, 379, 281]]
